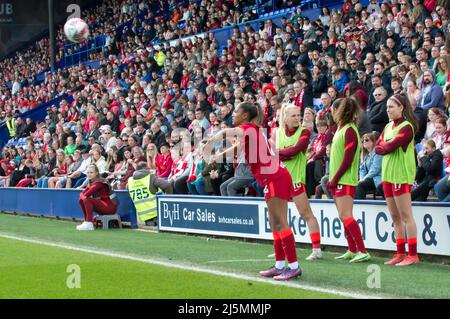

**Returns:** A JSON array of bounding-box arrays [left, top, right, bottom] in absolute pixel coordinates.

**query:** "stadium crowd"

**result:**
[[1, 0, 450, 202]]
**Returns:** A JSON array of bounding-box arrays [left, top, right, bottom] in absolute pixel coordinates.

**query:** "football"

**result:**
[[64, 18, 89, 43]]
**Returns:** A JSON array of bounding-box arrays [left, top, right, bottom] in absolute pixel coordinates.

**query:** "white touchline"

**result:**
[[205, 259, 272, 263], [0, 232, 385, 299]]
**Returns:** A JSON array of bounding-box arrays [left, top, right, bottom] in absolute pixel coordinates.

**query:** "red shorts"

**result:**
[[292, 182, 306, 197], [263, 171, 294, 202], [332, 184, 356, 199], [382, 182, 411, 198]]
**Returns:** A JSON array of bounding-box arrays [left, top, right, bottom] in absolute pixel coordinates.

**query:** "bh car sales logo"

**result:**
[[0, 2, 13, 23]]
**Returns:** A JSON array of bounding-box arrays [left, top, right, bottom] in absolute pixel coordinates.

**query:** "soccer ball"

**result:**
[[64, 18, 89, 43]]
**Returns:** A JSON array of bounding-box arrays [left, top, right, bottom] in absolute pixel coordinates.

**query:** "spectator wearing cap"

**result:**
[[194, 75, 207, 93], [283, 43, 297, 71], [332, 68, 350, 94]]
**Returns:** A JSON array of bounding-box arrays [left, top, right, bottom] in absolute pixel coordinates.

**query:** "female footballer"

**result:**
[[275, 103, 322, 260], [204, 102, 301, 280], [77, 164, 117, 231], [329, 97, 370, 263], [375, 93, 420, 266]]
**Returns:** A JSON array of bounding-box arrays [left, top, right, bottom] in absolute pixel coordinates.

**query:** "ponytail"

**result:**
[[238, 102, 263, 125], [390, 93, 418, 133]]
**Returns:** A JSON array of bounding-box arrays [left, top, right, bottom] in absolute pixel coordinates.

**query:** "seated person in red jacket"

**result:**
[[77, 164, 117, 231]]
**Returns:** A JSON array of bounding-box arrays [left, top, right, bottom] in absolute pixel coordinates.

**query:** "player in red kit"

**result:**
[[77, 164, 118, 230], [204, 102, 301, 281]]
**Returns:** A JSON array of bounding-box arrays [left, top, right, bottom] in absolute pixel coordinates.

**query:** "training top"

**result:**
[[379, 119, 416, 184], [329, 123, 360, 186], [276, 126, 309, 184]]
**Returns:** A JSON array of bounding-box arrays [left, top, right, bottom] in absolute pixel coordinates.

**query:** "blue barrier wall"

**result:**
[[0, 188, 138, 228], [158, 195, 450, 256]]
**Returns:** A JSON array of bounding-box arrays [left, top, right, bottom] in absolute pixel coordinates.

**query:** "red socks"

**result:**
[[272, 232, 285, 261], [280, 228, 298, 264], [310, 232, 321, 249], [344, 217, 367, 253], [344, 226, 357, 253], [396, 238, 406, 255], [408, 238, 417, 256]]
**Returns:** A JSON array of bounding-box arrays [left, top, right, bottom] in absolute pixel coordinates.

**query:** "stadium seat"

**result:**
[[95, 214, 122, 230]]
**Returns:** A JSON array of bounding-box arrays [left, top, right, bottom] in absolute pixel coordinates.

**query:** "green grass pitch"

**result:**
[[0, 213, 448, 299]]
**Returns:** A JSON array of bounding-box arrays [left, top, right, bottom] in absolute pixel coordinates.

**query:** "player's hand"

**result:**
[[374, 145, 384, 155], [327, 180, 337, 190]]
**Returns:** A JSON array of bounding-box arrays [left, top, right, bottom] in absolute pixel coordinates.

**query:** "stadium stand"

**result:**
[[0, 0, 450, 204]]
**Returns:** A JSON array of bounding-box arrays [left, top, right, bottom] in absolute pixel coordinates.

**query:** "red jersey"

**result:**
[[239, 123, 287, 186], [156, 153, 173, 178], [81, 181, 112, 201]]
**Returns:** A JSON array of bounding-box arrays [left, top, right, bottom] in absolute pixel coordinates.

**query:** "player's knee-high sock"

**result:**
[[280, 228, 298, 269], [343, 226, 357, 253], [273, 232, 285, 269], [344, 217, 366, 253]]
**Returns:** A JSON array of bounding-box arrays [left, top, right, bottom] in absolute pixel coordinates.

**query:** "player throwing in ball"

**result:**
[[204, 102, 301, 280]]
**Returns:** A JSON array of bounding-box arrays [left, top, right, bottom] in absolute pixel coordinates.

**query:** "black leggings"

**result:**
[[355, 178, 376, 200], [172, 175, 189, 194], [411, 181, 432, 202], [306, 160, 324, 197]]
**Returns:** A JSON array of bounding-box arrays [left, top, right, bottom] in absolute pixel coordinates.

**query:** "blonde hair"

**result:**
[[278, 103, 299, 131]]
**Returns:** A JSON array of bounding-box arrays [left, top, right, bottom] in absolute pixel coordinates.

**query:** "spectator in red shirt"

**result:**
[[156, 142, 173, 178]]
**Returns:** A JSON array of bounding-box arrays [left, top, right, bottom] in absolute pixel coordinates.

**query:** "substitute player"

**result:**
[[328, 97, 370, 263], [375, 93, 420, 266], [275, 103, 322, 260], [204, 102, 301, 280]]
